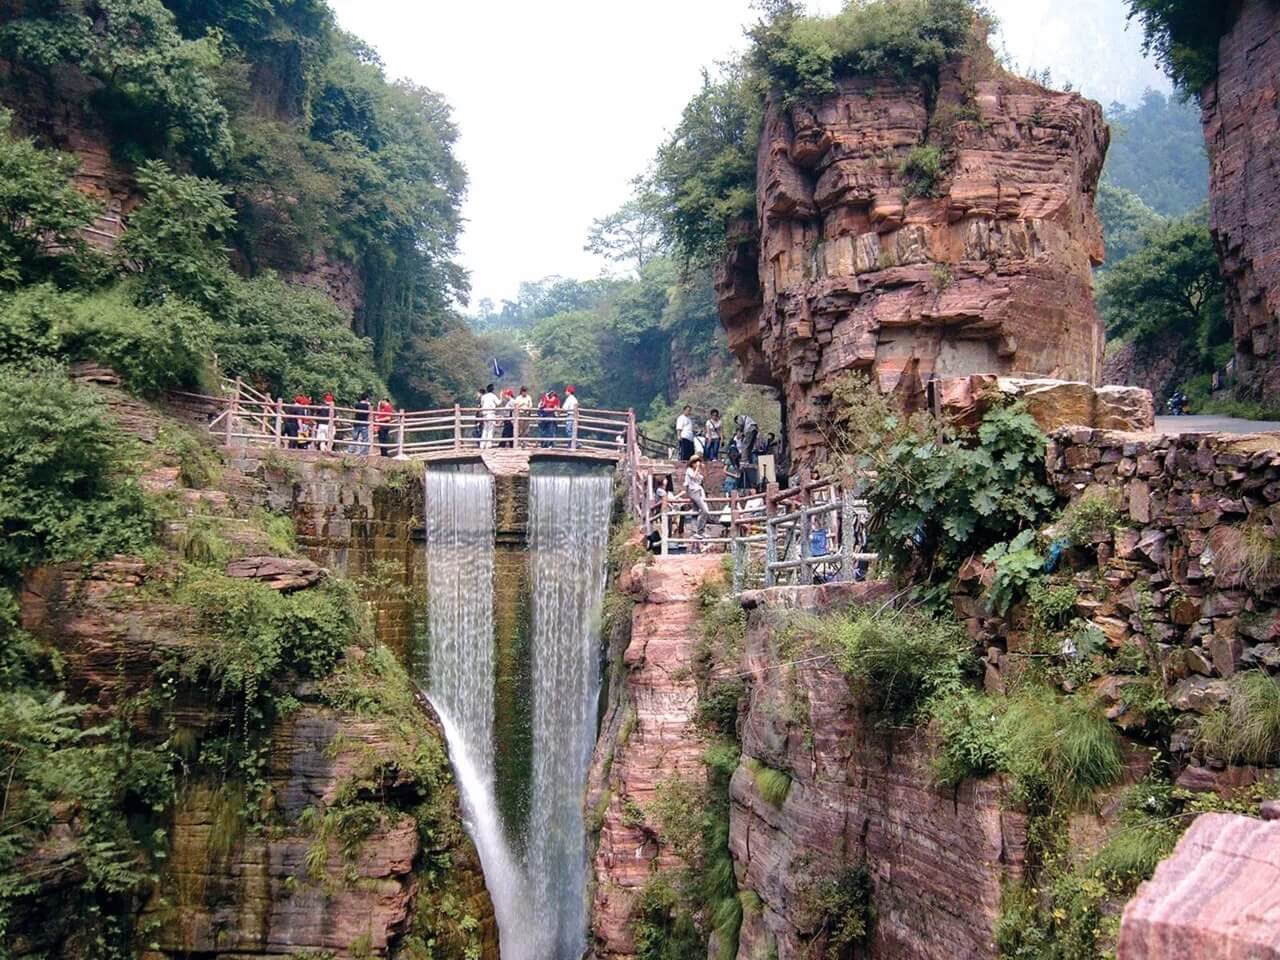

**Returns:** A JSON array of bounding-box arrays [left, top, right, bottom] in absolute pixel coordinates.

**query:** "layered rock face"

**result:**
[[1118, 812, 1280, 959], [730, 583, 1029, 960], [587, 554, 724, 958], [1203, 0, 1280, 401], [718, 56, 1108, 462]]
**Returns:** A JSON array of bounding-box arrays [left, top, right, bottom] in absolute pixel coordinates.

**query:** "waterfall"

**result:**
[[421, 460, 613, 960], [526, 463, 614, 957], [421, 465, 532, 953]]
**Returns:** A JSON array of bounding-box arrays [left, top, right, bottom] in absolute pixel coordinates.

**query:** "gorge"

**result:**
[[3, 0, 1280, 959]]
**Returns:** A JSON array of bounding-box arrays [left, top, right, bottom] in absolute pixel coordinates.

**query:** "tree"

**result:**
[[1103, 90, 1208, 216], [1099, 210, 1227, 361], [585, 178, 667, 272], [1124, 0, 1231, 94], [1096, 181, 1164, 267], [0, 112, 103, 289]]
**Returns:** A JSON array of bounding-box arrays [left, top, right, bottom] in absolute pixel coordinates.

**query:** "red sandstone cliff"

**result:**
[[718, 55, 1108, 462], [1203, 0, 1280, 402]]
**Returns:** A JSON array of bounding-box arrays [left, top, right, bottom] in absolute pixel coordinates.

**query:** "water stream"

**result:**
[[421, 460, 613, 959]]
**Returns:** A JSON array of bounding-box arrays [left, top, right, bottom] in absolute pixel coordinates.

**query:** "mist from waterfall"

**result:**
[[421, 460, 613, 960], [526, 464, 614, 957]]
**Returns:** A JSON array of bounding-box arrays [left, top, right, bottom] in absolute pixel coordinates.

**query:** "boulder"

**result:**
[[1118, 813, 1280, 959], [225, 555, 325, 591]]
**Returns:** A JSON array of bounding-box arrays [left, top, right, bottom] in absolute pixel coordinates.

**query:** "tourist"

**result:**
[[705, 409, 722, 461], [757, 431, 777, 458], [562, 384, 580, 448], [724, 447, 742, 493], [513, 385, 533, 444], [676, 404, 695, 461], [683, 454, 712, 539], [479, 383, 499, 448], [735, 413, 759, 464], [538, 390, 559, 447], [499, 388, 516, 447], [375, 397, 394, 456], [282, 394, 301, 448], [350, 392, 371, 454], [315, 392, 336, 453]]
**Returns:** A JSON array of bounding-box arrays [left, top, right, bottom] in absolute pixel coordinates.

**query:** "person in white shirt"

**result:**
[[562, 384, 581, 449], [479, 383, 499, 448], [676, 404, 695, 461], [683, 454, 711, 537]]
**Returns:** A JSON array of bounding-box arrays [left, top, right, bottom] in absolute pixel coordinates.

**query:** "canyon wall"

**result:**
[[9, 385, 496, 959], [730, 583, 1029, 960], [718, 57, 1108, 463], [1203, 0, 1280, 402]]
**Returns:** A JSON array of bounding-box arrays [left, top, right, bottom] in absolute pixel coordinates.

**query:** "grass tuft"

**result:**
[[745, 757, 791, 809], [1197, 670, 1280, 765]]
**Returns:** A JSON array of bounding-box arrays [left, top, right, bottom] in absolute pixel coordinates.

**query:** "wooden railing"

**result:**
[[192, 378, 638, 464], [639, 466, 876, 591]]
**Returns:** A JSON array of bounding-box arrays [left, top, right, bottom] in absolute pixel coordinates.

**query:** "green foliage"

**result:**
[[653, 64, 761, 263], [899, 144, 946, 199], [698, 678, 746, 738], [0, 364, 155, 584], [1197, 670, 1280, 765], [811, 605, 972, 723], [1057, 492, 1124, 547], [1124, 0, 1231, 94], [843, 384, 1055, 578], [745, 757, 792, 808], [1102, 91, 1208, 218], [984, 529, 1044, 615], [177, 515, 232, 566], [156, 424, 222, 488], [0, 0, 233, 167], [0, 111, 104, 289], [631, 875, 703, 960], [1100, 209, 1227, 361], [749, 0, 981, 104], [792, 864, 875, 958], [0, 284, 213, 393], [1096, 181, 1165, 267]]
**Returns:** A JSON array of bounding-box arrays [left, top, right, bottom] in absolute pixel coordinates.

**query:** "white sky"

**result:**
[[327, 0, 1168, 309]]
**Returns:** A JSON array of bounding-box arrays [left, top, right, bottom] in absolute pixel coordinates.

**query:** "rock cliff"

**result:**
[[1202, 0, 1280, 402], [718, 54, 1108, 462], [730, 583, 1029, 960]]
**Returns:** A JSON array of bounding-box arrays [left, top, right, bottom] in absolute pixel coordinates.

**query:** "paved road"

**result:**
[[1155, 415, 1280, 434]]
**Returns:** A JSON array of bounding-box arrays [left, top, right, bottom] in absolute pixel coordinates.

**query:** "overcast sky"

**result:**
[[327, 0, 1168, 309]]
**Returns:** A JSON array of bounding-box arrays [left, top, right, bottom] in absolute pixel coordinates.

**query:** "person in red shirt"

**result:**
[[375, 398, 394, 456], [538, 390, 559, 447]]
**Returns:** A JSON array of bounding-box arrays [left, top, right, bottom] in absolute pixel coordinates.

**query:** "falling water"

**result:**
[[421, 465, 533, 954], [526, 462, 614, 957], [422, 460, 613, 960]]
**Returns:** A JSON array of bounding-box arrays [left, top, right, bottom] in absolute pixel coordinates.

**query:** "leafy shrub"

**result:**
[[750, 0, 981, 104], [793, 864, 875, 957], [0, 364, 155, 583], [899, 144, 946, 199], [157, 424, 222, 488], [809, 606, 972, 723], [984, 529, 1044, 615], [631, 875, 702, 960], [0, 110, 104, 289], [1124, 0, 1231, 93], [0, 284, 212, 393], [177, 515, 232, 565], [932, 689, 1005, 785], [1196, 670, 1280, 765], [698, 677, 745, 738]]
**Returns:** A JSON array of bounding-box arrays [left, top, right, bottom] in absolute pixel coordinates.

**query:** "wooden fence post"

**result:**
[[731, 490, 744, 594], [799, 467, 813, 586], [764, 485, 778, 587], [225, 377, 241, 445], [453, 404, 462, 450], [396, 409, 406, 459], [273, 398, 283, 447], [327, 403, 336, 452]]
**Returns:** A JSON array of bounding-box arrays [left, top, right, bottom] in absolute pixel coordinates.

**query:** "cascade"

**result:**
[[421, 460, 614, 959]]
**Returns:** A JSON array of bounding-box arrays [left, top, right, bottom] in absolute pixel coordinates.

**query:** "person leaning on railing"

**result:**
[[375, 398, 394, 456], [683, 454, 712, 540]]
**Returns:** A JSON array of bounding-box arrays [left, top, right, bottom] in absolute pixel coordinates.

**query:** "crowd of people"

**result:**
[[473, 383, 582, 449], [278, 391, 398, 456], [673, 406, 779, 492]]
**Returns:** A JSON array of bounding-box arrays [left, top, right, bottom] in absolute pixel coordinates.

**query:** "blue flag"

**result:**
[[490, 357, 504, 379]]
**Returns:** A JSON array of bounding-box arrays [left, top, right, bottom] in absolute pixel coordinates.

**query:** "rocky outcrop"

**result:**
[[1203, 0, 1280, 402], [1117, 812, 1280, 959], [937, 375, 1153, 432], [588, 554, 723, 958], [730, 582, 1029, 960], [718, 52, 1109, 463]]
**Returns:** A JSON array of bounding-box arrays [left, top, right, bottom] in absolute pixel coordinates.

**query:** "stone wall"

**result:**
[[1203, 0, 1280, 402], [227, 450, 424, 664], [719, 49, 1108, 464], [730, 583, 1029, 960], [961, 427, 1280, 780]]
